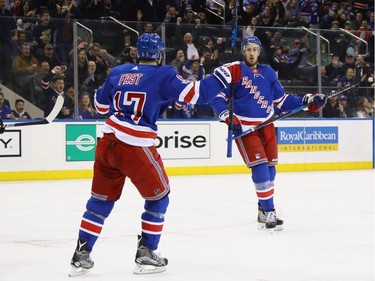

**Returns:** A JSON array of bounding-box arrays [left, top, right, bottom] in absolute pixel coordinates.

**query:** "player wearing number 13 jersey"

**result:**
[[68, 33, 242, 277]]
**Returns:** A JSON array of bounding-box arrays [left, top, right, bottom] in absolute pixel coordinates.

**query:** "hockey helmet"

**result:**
[[136, 33, 165, 61], [241, 36, 262, 51]]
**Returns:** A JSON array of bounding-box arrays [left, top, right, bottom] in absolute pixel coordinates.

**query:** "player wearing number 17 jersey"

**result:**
[[68, 33, 241, 277]]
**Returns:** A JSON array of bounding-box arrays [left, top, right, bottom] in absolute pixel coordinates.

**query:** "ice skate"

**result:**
[[257, 205, 283, 231], [133, 235, 168, 274], [68, 239, 94, 277]]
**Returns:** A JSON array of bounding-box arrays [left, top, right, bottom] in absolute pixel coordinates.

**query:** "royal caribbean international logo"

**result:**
[[277, 127, 339, 152], [66, 124, 97, 161]]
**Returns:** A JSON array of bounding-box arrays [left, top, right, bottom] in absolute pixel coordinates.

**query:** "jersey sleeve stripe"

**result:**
[[95, 100, 110, 114]]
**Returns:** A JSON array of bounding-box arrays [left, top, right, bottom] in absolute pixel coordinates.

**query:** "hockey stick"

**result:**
[[226, 0, 238, 157], [0, 95, 64, 134], [233, 83, 360, 140]]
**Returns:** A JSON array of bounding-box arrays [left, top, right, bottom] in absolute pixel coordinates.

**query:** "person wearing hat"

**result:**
[[309, 2, 319, 28], [341, 54, 356, 74], [338, 94, 355, 117], [344, 21, 352, 31], [36, 43, 61, 69]]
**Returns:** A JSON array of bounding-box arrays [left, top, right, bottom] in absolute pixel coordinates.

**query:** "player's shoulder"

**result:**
[[258, 64, 274, 72]]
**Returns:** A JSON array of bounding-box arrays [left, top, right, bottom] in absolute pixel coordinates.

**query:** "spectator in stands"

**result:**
[[86, 42, 106, 77], [161, 5, 179, 46], [170, 49, 185, 72], [270, 30, 287, 49], [201, 46, 220, 75], [0, 92, 12, 119], [78, 91, 98, 119], [31, 10, 57, 57], [356, 96, 374, 117], [322, 94, 341, 118], [11, 30, 27, 56], [243, 16, 258, 38], [55, 0, 80, 66], [80, 60, 101, 100], [11, 98, 31, 119], [66, 47, 87, 84], [285, 0, 305, 27], [337, 67, 355, 89], [240, 4, 257, 26], [341, 54, 356, 74], [11, 43, 39, 102], [320, 7, 337, 29], [120, 46, 138, 64], [270, 45, 304, 81], [325, 54, 344, 85], [37, 43, 61, 69], [309, 2, 319, 29], [181, 57, 205, 81], [0, 0, 17, 87], [342, 20, 352, 32], [369, 12, 374, 31], [338, 95, 355, 118], [350, 12, 364, 31], [10, 0, 21, 16], [41, 65, 73, 118], [179, 32, 200, 61], [289, 36, 317, 83], [320, 65, 337, 86], [354, 19, 372, 54]]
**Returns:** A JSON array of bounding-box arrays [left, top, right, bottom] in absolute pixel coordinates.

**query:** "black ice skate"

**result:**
[[133, 235, 168, 274], [68, 239, 94, 277], [257, 205, 284, 231]]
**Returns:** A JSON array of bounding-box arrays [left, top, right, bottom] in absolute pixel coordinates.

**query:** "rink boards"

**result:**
[[0, 118, 373, 181]]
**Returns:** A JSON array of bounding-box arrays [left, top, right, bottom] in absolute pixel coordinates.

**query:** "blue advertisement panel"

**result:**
[[277, 127, 339, 152]]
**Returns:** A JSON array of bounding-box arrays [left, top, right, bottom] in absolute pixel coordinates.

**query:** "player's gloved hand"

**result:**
[[219, 110, 242, 137], [213, 62, 242, 86], [301, 93, 327, 112]]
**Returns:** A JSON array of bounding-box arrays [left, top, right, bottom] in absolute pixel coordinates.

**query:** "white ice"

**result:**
[[0, 170, 374, 281]]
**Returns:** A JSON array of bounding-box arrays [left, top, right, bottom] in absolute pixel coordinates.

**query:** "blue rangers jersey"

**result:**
[[210, 62, 303, 132], [95, 63, 233, 147]]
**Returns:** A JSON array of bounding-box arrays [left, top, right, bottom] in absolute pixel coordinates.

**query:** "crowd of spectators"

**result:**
[[0, 0, 374, 119]]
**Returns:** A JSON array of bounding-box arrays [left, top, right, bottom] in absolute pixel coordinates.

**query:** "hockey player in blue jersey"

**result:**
[[68, 33, 242, 277], [210, 35, 327, 231]]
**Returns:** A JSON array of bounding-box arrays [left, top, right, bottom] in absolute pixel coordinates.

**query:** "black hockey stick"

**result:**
[[233, 83, 360, 140], [226, 0, 238, 157], [0, 95, 64, 134]]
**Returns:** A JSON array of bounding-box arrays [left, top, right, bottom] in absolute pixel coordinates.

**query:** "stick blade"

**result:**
[[46, 95, 64, 123]]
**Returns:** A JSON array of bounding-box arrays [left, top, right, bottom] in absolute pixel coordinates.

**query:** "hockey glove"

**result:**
[[302, 93, 327, 112], [219, 110, 242, 137]]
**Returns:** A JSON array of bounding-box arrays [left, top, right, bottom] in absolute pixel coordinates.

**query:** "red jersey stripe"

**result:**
[[107, 118, 157, 139], [183, 82, 196, 103]]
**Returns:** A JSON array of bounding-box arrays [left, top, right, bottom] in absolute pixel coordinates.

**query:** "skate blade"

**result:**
[[257, 223, 283, 232], [68, 266, 91, 277], [133, 264, 167, 275]]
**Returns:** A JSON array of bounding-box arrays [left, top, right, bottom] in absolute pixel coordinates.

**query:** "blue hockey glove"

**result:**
[[302, 93, 327, 112], [219, 110, 242, 137]]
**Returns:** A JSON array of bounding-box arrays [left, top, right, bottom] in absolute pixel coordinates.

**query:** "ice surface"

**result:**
[[0, 170, 374, 281]]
